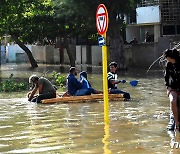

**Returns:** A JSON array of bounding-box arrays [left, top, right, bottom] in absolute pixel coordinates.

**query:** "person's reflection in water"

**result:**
[[168, 130, 180, 153]]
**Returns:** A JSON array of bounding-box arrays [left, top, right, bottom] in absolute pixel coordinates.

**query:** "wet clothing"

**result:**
[[37, 77, 56, 94], [31, 77, 56, 103], [164, 59, 180, 131], [67, 73, 96, 96], [76, 75, 95, 96], [107, 72, 130, 99], [74, 88, 96, 96], [31, 92, 56, 103], [80, 75, 91, 89], [108, 72, 118, 89], [67, 73, 83, 96], [164, 60, 180, 92], [109, 89, 130, 99]]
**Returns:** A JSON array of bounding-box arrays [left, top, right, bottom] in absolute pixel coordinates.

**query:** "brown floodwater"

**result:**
[[0, 64, 179, 153]]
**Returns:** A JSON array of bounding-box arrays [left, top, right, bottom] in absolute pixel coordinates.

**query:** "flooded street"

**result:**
[[0, 64, 179, 153]]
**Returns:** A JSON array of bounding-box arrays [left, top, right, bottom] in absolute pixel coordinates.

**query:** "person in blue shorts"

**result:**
[[108, 62, 130, 99]]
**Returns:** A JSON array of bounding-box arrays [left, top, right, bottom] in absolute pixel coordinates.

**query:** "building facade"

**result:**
[[126, 0, 180, 43]]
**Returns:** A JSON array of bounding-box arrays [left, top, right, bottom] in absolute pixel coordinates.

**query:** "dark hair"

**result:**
[[29, 75, 39, 83], [163, 49, 179, 60], [109, 62, 118, 68], [69, 67, 76, 73], [80, 71, 87, 79]]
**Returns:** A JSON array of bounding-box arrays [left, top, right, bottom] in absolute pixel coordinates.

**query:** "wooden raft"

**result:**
[[41, 94, 125, 104]]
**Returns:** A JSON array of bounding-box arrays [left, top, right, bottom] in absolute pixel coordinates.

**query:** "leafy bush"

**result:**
[[51, 71, 66, 87], [0, 74, 28, 92]]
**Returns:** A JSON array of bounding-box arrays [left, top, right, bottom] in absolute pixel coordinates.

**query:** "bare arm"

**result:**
[[110, 78, 127, 85], [109, 79, 120, 85], [28, 87, 38, 101]]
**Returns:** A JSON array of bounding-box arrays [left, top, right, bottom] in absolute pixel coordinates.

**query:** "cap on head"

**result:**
[[29, 75, 39, 83]]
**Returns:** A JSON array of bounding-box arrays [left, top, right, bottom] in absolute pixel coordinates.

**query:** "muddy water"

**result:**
[[0, 64, 179, 153]]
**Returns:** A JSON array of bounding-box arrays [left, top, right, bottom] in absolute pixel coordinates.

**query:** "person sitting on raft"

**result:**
[[28, 75, 56, 103], [108, 62, 130, 99], [163, 49, 180, 132], [79, 71, 91, 88], [79, 71, 102, 93], [67, 67, 101, 96]]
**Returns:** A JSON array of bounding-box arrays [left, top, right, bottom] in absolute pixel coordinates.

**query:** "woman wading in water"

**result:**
[[164, 49, 180, 132]]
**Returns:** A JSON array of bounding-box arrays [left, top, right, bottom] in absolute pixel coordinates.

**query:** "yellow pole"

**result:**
[[102, 123, 111, 154], [102, 33, 109, 124]]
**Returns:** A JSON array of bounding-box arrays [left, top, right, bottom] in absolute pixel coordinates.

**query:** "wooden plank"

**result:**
[[42, 94, 124, 104]]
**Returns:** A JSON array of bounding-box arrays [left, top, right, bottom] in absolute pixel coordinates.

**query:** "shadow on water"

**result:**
[[0, 63, 178, 153]]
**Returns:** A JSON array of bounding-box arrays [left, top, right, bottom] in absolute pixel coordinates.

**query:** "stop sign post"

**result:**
[[96, 4, 109, 124]]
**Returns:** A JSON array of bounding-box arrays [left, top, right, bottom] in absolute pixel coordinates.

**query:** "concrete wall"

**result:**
[[6, 44, 29, 63], [5, 42, 172, 68], [75, 46, 91, 65], [136, 6, 160, 24], [126, 26, 141, 43], [45, 45, 54, 64], [76, 46, 81, 64], [124, 44, 133, 67], [154, 25, 161, 42], [31, 45, 56, 64], [126, 24, 160, 43], [91, 46, 102, 66], [31, 45, 46, 63], [0, 46, 6, 64], [6, 44, 71, 64], [131, 43, 159, 67], [124, 37, 170, 68], [54, 48, 60, 64], [63, 48, 70, 64]]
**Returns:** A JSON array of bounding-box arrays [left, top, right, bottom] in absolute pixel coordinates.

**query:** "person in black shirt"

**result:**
[[164, 49, 180, 132], [108, 62, 130, 99], [130, 37, 138, 45], [145, 31, 151, 42]]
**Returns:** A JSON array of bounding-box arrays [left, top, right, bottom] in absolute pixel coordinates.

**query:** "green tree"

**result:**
[[52, 0, 140, 67], [0, 0, 55, 68]]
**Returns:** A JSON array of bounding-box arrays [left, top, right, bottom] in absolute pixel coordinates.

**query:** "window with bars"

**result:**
[[161, 0, 180, 22], [162, 25, 180, 35], [138, 0, 159, 7]]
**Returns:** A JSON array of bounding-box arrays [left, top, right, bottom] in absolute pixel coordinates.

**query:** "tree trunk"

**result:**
[[108, 23, 126, 69], [9, 32, 38, 68], [64, 35, 75, 67]]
